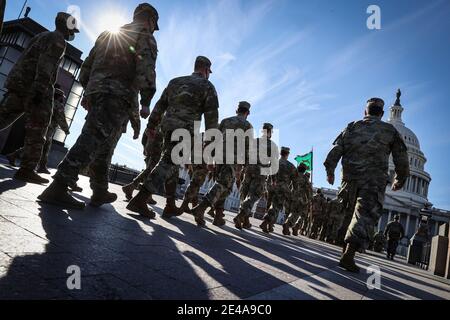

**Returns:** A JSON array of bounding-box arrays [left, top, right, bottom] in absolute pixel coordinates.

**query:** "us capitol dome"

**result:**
[[386, 89, 431, 206]]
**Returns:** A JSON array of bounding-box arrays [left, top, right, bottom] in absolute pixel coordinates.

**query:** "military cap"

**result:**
[[297, 162, 308, 171], [55, 12, 80, 33], [134, 3, 159, 30], [366, 97, 385, 109], [263, 123, 273, 130], [195, 56, 212, 73], [281, 146, 290, 153], [316, 188, 322, 194], [238, 101, 251, 111]]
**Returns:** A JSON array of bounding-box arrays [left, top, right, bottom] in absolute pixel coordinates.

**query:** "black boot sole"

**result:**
[[37, 194, 85, 210]]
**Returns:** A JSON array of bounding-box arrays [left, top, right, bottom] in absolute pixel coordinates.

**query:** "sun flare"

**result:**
[[96, 11, 128, 34]]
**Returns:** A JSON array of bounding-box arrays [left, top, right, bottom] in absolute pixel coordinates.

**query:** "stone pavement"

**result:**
[[0, 160, 449, 300]]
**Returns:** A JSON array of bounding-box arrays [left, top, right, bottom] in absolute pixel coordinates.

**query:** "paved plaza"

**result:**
[[0, 160, 449, 300]]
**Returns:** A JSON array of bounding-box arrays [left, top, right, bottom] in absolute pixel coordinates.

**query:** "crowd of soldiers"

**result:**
[[0, 3, 410, 274]]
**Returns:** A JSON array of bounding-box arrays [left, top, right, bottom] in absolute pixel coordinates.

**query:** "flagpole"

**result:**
[[311, 146, 314, 186], [19, 0, 28, 19]]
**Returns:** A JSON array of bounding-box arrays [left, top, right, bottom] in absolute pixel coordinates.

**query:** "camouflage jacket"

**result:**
[[384, 221, 405, 240], [80, 23, 158, 132], [6, 30, 66, 95], [292, 172, 310, 205], [218, 114, 253, 166], [311, 194, 326, 215], [271, 157, 296, 190], [324, 116, 410, 186], [241, 135, 276, 176], [327, 198, 343, 219], [147, 72, 219, 134]]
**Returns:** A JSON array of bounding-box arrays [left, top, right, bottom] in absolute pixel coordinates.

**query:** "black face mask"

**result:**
[[65, 31, 75, 42]]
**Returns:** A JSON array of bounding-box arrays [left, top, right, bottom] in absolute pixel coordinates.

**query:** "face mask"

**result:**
[[66, 32, 75, 42]]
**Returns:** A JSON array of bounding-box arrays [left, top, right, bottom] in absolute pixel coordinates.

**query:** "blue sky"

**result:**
[[4, 0, 450, 209]]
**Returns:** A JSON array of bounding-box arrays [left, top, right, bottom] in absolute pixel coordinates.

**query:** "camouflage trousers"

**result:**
[[183, 164, 208, 203], [142, 130, 181, 195], [285, 199, 306, 227], [9, 123, 57, 169], [0, 90, 53, 170], [54, 94, 129, 192], [205, 164, 236, 210], [309, 212, 325, 238], [340, 179, 388, 249], [264, 184, 290, 224], [239, 171, 265, 218], [325, 214, 345, 242], [130, 134, 163, 188]]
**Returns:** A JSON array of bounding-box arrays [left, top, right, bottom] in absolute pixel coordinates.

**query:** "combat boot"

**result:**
[[213, 209, 226, 227], [269, 223, 275, 233], [69, 183, 83, 193], [177, 198, 191, 216], [292, 224, 300, 236], [6, 152, 17, 166], [233, 212, 245, 230], [38, 180, 85, 210], [192, 200, 209, 227], [147, 194, 157, 205], [14, 168, 49, 185], [122, 183, 136, 201], [162, 197, 179, 219], [282, 223, 291, 236], [260, 219, 270, 234], [37, 165, 51, 175], [126, 189, 156, 219], [339, 243, 361, 273], [191, 197, 199, 208], [206, 208, 216, 218], [242, 216, 252, 230], [90, 190, 118, 207]]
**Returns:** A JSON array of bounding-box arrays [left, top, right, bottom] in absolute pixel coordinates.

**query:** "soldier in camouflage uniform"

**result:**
[[0, 12, 77, 184], [192, 101, 253, 227], [260, 147, 296, 234], [6, 86, 70, 173], [283, 163, 310, 236], [235, 123, 277, 230], [122, 124, 164, 205], [39, 4, 159, 209], [297, 171, 313, 235], [319, 198, 332, 241], [308, 189, 327, 239], [127, 56, 219, 219], [324, 97, 409, 273], [323, 198, 344, 244]]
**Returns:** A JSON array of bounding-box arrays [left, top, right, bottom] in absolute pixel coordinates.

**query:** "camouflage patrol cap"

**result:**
[[366, 98, 385, 109], [238, 101, 251, 111], [195, 56, 213, 73], [263, 123, 274, 130], [297, 162, 308, 172], [316, 188, 322, 194], [281, 146, 290, 154], [134, 3, 159, 30], [55, 12, 80, 33]]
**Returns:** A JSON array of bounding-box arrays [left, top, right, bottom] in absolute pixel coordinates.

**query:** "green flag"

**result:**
[[295, 152, 313, 172]]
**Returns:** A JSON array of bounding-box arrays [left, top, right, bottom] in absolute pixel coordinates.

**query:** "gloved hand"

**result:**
[[140, 106, 150, 119]]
